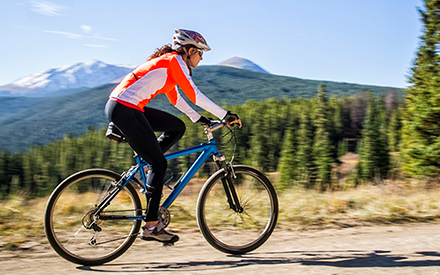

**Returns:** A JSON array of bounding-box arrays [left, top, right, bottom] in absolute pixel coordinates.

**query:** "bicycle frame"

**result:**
[[162, 139, 220, 209], [102, 137, 221, 222]]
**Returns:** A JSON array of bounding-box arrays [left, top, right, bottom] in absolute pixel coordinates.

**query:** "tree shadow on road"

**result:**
[[77, 250, 440, 272], [296, 250, 440, 268]]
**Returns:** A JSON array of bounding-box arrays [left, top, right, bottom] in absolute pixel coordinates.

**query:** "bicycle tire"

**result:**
[[44, 169, 142, 266], [196, 165, 278, 254]]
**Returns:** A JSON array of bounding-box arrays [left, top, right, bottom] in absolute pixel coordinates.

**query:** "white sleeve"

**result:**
[[193, 88, 228, 120], [172, 56, 227, 120], [172, 87, 201, 122]]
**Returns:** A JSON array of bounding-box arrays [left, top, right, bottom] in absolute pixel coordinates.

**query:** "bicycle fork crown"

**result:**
[[213, 153, 225, 162]]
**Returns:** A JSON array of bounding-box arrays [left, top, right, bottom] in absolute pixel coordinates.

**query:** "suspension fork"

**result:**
[[214, 154, 243, 213]]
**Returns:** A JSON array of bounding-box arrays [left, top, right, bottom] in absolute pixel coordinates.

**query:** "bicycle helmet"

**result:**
[[173, 29, 211, 51]]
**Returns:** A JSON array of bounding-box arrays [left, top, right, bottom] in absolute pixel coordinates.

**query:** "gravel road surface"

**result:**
[[2, 223, 440, 274]]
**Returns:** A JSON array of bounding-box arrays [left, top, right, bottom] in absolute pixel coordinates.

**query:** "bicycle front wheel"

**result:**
[[197, 165, 278, 254], [44, 169, 142, 266]]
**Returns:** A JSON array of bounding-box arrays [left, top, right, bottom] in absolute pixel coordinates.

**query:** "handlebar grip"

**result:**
[[207, 121, 225, 132]]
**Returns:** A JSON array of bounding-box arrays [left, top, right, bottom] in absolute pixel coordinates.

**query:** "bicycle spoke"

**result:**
[[93, 232, 140, 246], [197, 165, 278, 254], [45, 170, 142, 266]]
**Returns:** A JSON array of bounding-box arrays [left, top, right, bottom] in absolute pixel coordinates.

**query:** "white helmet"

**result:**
[[173, 29, 211, 51]]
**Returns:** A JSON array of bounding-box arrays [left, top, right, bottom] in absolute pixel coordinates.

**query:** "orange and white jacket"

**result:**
[[109, 52, 227, 122]]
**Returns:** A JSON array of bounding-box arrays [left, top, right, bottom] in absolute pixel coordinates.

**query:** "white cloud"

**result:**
[[84, 44, 109, 48], [45, 30, 82, 39], [15, 25, 117, 41], [30, 1, 66, 16], [81, 25, 92, 33]]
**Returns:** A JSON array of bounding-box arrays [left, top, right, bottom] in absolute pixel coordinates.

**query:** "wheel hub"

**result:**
[[82, 207, 103, 230]]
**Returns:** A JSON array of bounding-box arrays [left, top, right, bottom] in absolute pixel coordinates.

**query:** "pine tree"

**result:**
[[278, 104, 300, 189], [313, 85, 335, 190], [278, 126, 297, 189], [388, 108, 402, 152], [265, 99, 288, 172], [296, 109, 315, 188], [401, 0, 440, 177], [329, 97, 344, 157], [249, 102, 270, 170], [377, 95, 390, 177], [358, 92, 390, 181]]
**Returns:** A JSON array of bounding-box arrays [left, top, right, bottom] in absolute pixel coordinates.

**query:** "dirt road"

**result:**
[[2, 223, 440, 274]]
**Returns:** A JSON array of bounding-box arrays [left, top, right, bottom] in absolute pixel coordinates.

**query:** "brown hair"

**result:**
[[148, 44, 194, 75]]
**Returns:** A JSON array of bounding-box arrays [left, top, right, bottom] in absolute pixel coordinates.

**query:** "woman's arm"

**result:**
[[169, 55, 227, 120]]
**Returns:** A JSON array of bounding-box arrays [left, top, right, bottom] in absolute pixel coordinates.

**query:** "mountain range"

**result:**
[[0, 58, 404, 152], [0, 57, 265, 97], [0, 60, 136, 97]]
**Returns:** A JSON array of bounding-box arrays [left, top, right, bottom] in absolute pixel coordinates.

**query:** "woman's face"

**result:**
[[187, 47, 203, 68]]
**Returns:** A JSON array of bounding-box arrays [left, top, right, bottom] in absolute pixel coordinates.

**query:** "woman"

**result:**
[[105, 29, 241, 244]]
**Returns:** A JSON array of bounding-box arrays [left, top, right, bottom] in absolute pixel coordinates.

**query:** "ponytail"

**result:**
[[148, 44, 176, 60], [148, 44, 193, 76]]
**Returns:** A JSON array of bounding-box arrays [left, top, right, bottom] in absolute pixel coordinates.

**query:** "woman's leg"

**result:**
[[143, 107, 186, 153], [105, 100, 167, 222]]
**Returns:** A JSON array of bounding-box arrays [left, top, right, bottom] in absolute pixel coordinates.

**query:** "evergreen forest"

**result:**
[[0, 88, 403, 198]]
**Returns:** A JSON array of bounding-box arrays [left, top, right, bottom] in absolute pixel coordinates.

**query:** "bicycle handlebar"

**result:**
[[206, 120, 224, 131], [204, 119, 241, 140]]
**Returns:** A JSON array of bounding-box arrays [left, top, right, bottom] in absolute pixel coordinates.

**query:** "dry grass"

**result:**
[[2, 178, 440, 249], [0, 194, 47, 247], [277, 179, 440, 228]]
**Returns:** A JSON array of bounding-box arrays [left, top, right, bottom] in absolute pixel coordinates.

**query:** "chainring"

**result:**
[[158, 207, 171, 228]]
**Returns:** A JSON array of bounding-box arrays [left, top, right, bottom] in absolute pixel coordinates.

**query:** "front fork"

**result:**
[[214, 154, 243, 213]]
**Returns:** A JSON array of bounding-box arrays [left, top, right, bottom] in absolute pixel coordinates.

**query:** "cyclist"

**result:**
[[105, 28, 241, 244]]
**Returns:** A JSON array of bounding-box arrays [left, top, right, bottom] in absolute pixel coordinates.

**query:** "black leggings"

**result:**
[[105, 100, 186, 221]]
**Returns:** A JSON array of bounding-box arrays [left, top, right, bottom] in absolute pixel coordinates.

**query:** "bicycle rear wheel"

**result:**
[[197, 165, 278, 254], [44, 169, 142, 266]]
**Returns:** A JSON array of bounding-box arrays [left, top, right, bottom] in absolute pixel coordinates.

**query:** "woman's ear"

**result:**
[[187, 48, 191, 56], [187, 47, 194, 59]]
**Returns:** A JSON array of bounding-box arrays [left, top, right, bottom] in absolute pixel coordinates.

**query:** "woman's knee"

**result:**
[[153, 155, 167, 171]]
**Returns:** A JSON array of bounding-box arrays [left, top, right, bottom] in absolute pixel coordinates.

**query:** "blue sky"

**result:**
[[0, 0, 424, 88]]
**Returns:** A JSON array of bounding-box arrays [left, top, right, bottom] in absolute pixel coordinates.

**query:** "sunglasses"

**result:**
[[186, 46, 203, 57], [196, 48, 203, 57]]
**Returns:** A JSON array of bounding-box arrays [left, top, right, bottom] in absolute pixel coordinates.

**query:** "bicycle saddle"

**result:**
[[106, 122, 127, 143]]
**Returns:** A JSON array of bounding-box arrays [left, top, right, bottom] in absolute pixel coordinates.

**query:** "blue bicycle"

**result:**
[[44, 121, 278, 266]]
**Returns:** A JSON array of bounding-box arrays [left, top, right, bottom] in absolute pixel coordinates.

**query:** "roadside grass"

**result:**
[[0, 193, 47, 248], [276, 180, 440, 229], [2, 178, 440, 249]]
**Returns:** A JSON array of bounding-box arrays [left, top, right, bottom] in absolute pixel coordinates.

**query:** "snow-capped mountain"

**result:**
[[217, 57, 269, 74], [0, 57, 270, 97], [0, 60, 136, 97]]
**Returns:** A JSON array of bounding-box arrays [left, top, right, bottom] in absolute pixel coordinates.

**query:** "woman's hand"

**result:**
[[196, 116, 212, 126], [224, 111, 242, 128]]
